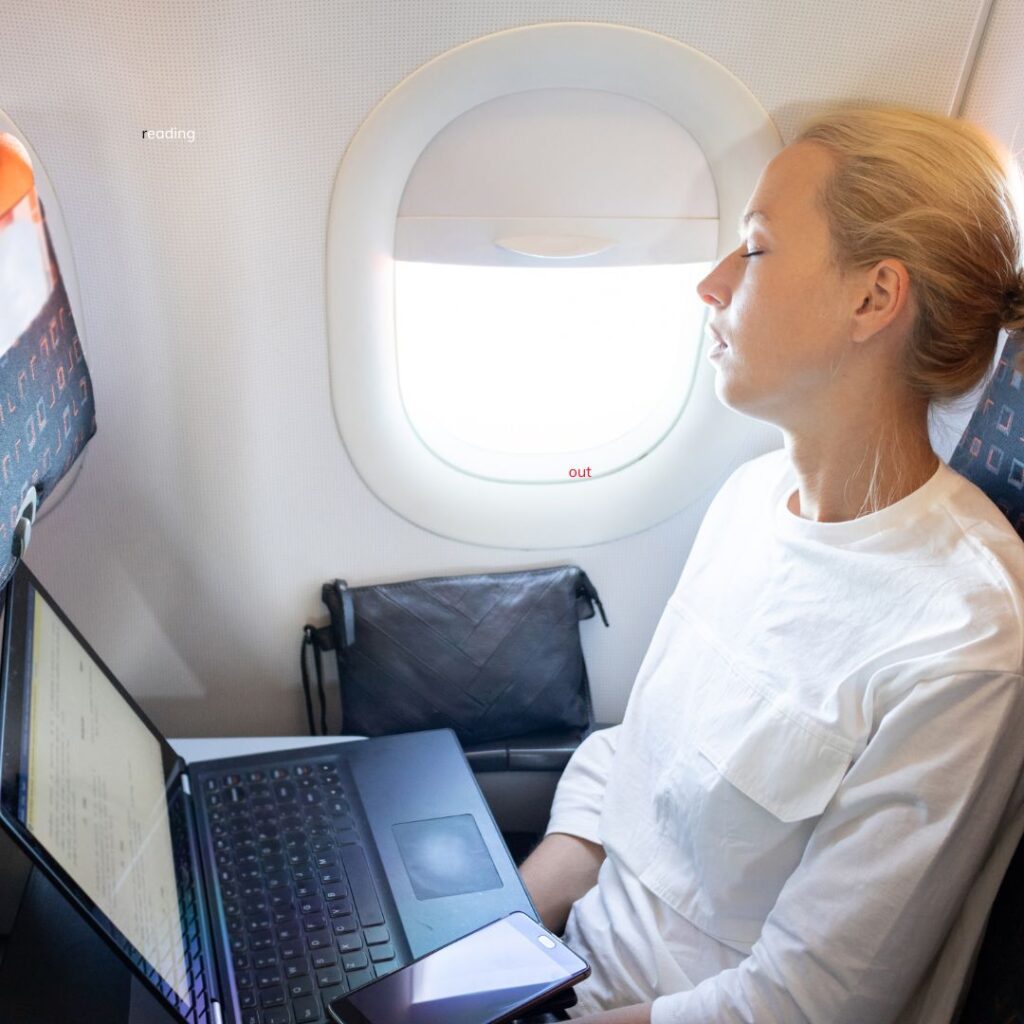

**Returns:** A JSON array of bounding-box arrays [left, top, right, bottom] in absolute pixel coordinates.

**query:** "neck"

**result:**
[[783, 401, 938, 523]]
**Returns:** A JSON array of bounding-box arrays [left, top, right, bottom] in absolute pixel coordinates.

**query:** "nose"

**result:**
[[697, 255, 731, 308]]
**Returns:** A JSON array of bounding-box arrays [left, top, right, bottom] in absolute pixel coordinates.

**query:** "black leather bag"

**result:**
[[301, 565, 608, 745]]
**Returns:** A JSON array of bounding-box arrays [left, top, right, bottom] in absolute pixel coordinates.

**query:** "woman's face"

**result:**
[[697, 141, 859, 428]]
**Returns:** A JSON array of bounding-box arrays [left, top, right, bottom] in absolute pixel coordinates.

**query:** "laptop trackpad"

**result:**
[[392, 814, 503, 900]]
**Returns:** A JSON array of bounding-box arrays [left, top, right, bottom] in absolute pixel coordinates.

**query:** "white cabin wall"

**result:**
[[961, 0, 1024, 147], [0, 0, 1008, 737]]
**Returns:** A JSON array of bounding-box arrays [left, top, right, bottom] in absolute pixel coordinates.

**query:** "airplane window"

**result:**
[[393, 86, 720, 485], [326, 24, 780, 546], [396, 261, 712, 483], [391, 86, 715, 484]]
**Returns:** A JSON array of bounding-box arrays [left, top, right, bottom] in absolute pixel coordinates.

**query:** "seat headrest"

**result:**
[[949, 331, 1024, 540], [0, 132, 96, 586]]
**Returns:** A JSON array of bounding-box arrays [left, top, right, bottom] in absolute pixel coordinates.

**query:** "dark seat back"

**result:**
[[947, 331, 1024, 1020]]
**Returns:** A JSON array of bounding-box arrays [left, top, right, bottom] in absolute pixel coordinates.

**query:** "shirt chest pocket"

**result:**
[[651, 667, 855, 945]]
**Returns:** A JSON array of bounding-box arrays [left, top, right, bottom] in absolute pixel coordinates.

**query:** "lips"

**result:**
[[707, 324, 728, 348], [706, 324, 728, 362]]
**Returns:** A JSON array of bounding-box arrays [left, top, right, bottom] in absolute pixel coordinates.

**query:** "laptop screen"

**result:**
[[0, 564, 214, 1023]]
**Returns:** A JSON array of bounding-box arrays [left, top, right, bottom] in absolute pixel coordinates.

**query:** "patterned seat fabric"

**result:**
[[0, 133, 96, 588], [950, 331, 1024, 538]]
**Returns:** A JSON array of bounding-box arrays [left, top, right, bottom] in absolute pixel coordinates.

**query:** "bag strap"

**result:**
[[300, 627, 317, 734], [300, 626, 324, 735], [322, 579, 356, 649], [576, 569, 610, 627], [301, 624, 337, 735], [320, 580, 354, 735]]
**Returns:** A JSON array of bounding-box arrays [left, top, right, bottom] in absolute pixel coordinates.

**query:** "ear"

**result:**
[[850, 259, 913, 343]]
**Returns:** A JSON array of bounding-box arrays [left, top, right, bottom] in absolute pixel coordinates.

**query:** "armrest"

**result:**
[[462, 729, 587, 773], [463, 723, 620, 773], [508, 731, 586, 772]]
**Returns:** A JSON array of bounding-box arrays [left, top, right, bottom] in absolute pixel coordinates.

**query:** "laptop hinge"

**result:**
[[11, 486, 38, 560], [212, 1000, 224, 1024], [180, 771, 191, 796]]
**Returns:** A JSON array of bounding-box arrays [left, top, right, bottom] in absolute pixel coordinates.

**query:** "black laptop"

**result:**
[[0, 562, 538, 1024]]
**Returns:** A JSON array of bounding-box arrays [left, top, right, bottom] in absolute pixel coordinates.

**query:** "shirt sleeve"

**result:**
[[544, 724, 621, 845], [650, 670, 1024, 1024]]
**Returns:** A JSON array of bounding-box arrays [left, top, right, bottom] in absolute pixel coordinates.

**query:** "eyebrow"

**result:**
[[738, 210, 770, 234]]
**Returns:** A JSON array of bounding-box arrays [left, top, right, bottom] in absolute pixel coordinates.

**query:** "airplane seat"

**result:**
[[0, 135, 96, 944], [936, 328, 1024, 1022], [949, 332, 1024, 544]]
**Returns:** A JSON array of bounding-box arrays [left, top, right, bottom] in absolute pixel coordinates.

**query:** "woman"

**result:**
[[519, 107, 1024, 1024]]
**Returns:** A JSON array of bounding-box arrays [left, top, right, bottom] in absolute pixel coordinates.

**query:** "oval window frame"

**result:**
[[326, 22, 781, 548]]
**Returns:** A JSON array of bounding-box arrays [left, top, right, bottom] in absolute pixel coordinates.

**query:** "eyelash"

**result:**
[[740, 250, 764, 259]]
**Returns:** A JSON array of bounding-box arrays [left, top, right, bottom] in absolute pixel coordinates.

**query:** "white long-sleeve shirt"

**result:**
[[546, 448, 1024, 1024]]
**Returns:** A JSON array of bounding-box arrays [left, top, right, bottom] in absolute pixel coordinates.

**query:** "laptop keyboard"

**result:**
[[202, 757, 399, 1024]]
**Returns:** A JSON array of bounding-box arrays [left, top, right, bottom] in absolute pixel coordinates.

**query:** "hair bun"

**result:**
[[1003, 277, 1024, 332]]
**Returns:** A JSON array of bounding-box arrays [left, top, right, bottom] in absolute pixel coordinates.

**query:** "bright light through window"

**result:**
[[395, 262, 712, 467]]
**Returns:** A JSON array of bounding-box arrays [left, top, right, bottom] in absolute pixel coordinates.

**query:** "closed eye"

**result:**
[[740, 250, 764, 259]]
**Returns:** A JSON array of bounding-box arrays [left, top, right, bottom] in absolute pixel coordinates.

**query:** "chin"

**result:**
[[712, 373, 781, 428], [712, 367, 745, 413]]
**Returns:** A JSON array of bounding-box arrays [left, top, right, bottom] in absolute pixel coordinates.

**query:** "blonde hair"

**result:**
[[796, 107, 1024, 404]]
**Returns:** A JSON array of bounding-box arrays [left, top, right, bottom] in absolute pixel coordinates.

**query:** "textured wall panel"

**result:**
[[962, 0, 1024, 155], [0, 0, 994, 735]]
